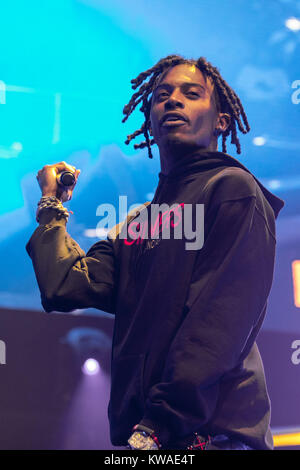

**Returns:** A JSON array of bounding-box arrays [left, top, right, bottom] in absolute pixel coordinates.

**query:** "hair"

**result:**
[[122, 54, 250, 157]]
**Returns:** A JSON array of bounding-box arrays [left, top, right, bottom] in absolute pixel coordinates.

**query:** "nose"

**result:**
[[165, 90, 184, 110]]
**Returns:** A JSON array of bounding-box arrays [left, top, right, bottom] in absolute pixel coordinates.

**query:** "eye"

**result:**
[[186, 91, 200, 98], [156, 92, 169, 101]]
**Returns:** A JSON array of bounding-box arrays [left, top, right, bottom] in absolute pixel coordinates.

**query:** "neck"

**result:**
[[159, 140, 218, 175]]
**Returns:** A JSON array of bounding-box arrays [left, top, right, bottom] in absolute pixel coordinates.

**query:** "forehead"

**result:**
[[155, 63, 213, 92]]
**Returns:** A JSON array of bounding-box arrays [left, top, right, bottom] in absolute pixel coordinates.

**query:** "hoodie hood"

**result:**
[[156, 149, 285, 220]]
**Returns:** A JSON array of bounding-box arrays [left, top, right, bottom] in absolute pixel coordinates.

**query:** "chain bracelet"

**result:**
[[36, 196, 70, 223]]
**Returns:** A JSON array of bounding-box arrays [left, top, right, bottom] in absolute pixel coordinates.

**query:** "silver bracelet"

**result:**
[[36, 196, 70, 223]]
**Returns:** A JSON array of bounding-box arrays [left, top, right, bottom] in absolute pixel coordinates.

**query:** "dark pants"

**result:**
[[206, 434, 253, 450], [166, 433, 253, 450]]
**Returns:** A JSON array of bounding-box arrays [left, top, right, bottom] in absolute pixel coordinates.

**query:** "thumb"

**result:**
[[60, 188, 72, 203]]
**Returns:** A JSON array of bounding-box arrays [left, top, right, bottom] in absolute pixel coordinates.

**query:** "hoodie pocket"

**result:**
[[108, 354, 146, 429]]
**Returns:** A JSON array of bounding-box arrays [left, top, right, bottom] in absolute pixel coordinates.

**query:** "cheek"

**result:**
[[150, 109, 160, 136], [192, 106, 216, 133]]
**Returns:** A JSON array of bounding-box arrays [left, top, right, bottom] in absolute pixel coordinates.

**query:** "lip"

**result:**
[[160, 112, 189, 126], [161, 120, 187, 128]]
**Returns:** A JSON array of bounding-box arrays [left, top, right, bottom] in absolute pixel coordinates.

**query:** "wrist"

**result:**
[[42, 192, 58, 198]]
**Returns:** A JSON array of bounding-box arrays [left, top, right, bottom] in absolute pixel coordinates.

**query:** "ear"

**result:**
[[215, 112, 231, 133]]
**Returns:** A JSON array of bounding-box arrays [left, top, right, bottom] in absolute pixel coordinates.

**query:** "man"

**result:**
[[26, 55, 284, 450]]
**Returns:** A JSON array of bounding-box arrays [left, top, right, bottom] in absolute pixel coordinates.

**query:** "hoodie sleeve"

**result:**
[[139, 194, 277, 446], [25, 210, 117, 314]]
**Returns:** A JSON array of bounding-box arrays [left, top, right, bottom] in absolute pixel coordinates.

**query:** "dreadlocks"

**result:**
[[122, 54, 250, 157]]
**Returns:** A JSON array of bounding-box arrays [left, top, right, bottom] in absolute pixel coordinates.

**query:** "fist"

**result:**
[[36, 161, 81, 203]]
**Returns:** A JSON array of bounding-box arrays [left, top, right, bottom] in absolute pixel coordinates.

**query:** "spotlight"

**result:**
[[268, 179, 281, 190], [292, 260, 300, 308], [285, 17, 300, 32], [82, 358, 100, 376], [11, 142, 23, 152], [0, 80, 6, 104], [253, 136, 266, 146], [60, 327, 111, 375], [84, 228, 109, 238]]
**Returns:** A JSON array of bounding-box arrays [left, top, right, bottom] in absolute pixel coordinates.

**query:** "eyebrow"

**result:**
[[154, 82, 206, 93]]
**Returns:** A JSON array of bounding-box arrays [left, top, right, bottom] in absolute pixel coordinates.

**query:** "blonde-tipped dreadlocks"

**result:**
[[122, 54, 250, 158]]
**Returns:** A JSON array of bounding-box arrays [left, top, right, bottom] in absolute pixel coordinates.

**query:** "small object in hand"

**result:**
[[56, 171, 76, 187]]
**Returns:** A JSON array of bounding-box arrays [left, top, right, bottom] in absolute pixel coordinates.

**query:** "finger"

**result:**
[[60, 190, 68, 203], [75, 169, 81, 182], [53, 162, 77, 174], [60, 161, 76, 173]]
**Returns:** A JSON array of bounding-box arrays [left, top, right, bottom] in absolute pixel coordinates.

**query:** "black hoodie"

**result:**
[[26, 149, 285, 450]]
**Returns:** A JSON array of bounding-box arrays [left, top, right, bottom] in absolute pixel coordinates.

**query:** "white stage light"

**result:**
[[82, 358, 100, 376], [253, 136, 266, 146], [285, 17, 300, 32]]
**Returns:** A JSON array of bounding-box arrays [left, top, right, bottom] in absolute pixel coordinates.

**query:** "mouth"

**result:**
[[160, 113, 188, 127]]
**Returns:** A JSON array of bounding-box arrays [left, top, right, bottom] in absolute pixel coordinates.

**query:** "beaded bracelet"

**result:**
[[36, 195, 70, 223]]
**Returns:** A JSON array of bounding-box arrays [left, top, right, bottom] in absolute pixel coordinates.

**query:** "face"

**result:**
[[150, 63, 223, 155]]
